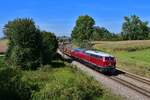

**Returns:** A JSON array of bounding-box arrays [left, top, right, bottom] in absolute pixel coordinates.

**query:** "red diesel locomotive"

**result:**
[[60, 46, 116, 72]]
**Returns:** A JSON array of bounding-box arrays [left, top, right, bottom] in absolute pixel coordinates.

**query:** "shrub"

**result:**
[[32, 69, 103, 100], [0, 67, 32, 100], [0, 56, 5, 68], [41, 31, 58, 65]]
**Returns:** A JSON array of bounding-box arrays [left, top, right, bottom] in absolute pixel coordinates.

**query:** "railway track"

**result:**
[[121, 70, 150, 86], [110, 76, 150, 98], [77, 61, 150, 97]]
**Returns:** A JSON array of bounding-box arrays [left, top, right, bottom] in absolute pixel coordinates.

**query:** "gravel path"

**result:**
[[58, 50, 150, 100]]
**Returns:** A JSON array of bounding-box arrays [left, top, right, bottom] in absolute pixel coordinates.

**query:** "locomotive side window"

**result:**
[[105, 57, 114, 60], [90, 54, 102, 59]]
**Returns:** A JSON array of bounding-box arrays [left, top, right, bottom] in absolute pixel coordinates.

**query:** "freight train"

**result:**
[[59, 44, 116, 73]]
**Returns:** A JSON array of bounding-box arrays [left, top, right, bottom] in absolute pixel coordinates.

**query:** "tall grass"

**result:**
[[26, 66, 104, 100]]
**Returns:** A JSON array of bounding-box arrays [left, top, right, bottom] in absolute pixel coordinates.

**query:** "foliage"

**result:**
[[78, 40, 92, 49], [0, 56, 121, 100], [3, 18, 43, 69], [0, 56, 5, 67], [121, 15, 150, 40], [57, 36, 71, 43], [71, 15, 150, 41], [71, 15, 95, 41], [0, 67, 32, 100], [31, 67, 103, 100], [71, 15, 119, 42], [41, 31, 58, 65], [92, 26, 113, 41]]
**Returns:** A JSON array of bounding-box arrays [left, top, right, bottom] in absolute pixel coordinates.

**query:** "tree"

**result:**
[[3, 18, 43, 69], [71, 15, 95, 42], [92, 26, 112, 40], [41, 31, 58, 65], [122, 15, 150, 40]]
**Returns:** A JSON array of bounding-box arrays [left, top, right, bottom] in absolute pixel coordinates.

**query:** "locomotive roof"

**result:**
[[73, 48, 86, 52], [73, 48, 114, 57], [85, 50, 114, 57]]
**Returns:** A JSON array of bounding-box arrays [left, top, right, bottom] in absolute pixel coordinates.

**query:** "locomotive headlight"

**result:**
[[102, 57, 105, 62]]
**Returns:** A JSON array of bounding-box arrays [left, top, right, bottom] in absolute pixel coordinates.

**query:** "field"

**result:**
[[93, 40, 150, 78], [0, 39, 8, 54]]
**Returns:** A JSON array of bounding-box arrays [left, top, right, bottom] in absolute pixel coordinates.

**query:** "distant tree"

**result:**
[[41, 31, 58, 65], [57, 36, 71, 43], [3, 18, 43, 69], [110, 33, 124, 41], [122, 15, 150, 40], [92, 26, 104, 41], [0, 36, 7, 40], [149, 33, 150, 39], [92, 26, 113, 40], [71, 15, 95, 42]]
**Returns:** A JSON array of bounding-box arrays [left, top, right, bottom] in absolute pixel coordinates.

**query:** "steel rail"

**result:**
[[117, 68, 150, 86], [110, 76, 150, 97]]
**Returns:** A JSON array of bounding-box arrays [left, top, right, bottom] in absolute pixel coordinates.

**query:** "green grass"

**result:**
[[115, 50, 150, 78], [93, 40, 150, 78], [0, 57, 121, 100], [0, 56, 5, 67], [23, 62, 121, 100]]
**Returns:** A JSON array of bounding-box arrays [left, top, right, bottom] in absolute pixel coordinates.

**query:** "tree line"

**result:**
[[3, 18, 58, 70], [3, 15, 150, 68], [71, 15, 150, 43]]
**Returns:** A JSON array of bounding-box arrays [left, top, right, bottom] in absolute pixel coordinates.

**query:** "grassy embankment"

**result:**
[[0, 51, 121, 99], [93, 40, 150, 78]]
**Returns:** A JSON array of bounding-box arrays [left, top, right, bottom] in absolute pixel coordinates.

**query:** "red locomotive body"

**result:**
[[61, 47, 116, 72]]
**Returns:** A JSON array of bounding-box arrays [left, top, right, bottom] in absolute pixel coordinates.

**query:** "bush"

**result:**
[[0, 67, 32, 100], [41, 31, 58, 65], [0, 57, 5, 68], [32, 68, 103, 100]]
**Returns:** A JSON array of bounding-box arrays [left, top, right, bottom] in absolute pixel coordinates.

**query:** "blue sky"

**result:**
[[0, 0, 150, 37]]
